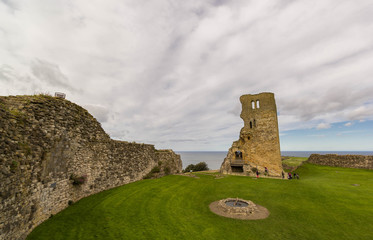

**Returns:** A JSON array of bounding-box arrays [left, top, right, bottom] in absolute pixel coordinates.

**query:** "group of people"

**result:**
[[255, 168, 299, 180], [255, 167, 269, 178], [282, 171, 299, 179]]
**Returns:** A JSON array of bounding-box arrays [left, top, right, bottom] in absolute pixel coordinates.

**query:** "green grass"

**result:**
[[282, 156, 308, 167], [27, 163, 373, 240]]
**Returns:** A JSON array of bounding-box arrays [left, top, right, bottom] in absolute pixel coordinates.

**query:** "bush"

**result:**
[[150, 166, 160, 174], [68, 200, 74, 206], [143, 172, 153, 179], [194, 162, 209, 171], [183, 164, 195, 173], [251, 167, 258, 173], [144, 166, 161, 179], [183, 162, 209, 173]]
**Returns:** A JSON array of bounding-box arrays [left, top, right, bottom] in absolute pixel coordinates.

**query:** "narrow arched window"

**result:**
[[250, 121, 253, 129], [256, 100, 260, 109], [251, 101, 255, 109]]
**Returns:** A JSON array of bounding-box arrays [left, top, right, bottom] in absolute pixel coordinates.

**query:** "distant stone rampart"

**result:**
[[0, 95, 182, 240], [307, 154, 373, 169]]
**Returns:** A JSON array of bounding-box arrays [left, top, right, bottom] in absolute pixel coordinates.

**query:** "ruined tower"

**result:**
[[220, 92, 282, 176]]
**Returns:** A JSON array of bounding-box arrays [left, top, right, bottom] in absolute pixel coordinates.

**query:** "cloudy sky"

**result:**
[[1, 0, 373, 151]]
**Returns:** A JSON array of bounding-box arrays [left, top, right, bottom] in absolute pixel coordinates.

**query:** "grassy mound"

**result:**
[[27, 163, 373, 240], [282, 156, 308, 172], [282, 156, 308, 167]]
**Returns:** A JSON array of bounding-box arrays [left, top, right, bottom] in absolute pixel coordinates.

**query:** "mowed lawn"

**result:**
[[27, 163, 373, 240], [282, 156, 308, 167]]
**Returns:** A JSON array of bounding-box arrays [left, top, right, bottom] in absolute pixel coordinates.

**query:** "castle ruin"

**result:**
[[0, 95, 182, 240], [220, 92, 282, 176]]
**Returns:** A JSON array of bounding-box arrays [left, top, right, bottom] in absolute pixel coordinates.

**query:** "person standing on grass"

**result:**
[[282, 171, 285, 179], [256, 170, 259, 178], [264, 167, 268, 176]]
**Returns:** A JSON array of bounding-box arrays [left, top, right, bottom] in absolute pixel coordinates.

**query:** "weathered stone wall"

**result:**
[[308, 154, 373, 169], [221, 93, 282, 176], [0, 95, 182, 240], [155, 150, 183, 175]]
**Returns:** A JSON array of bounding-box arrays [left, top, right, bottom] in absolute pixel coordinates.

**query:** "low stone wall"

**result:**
[[307, 154, 373, 169], [0, 95, 182, 240]]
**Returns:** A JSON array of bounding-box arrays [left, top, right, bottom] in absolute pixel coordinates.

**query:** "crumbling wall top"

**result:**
[[240, 92, 277, 123]]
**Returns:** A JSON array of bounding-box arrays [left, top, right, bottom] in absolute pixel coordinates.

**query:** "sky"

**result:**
[[1, 0, 373, 151]]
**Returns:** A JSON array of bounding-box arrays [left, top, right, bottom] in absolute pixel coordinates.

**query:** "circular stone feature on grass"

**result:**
[[209, 198, 269, 220], [225, 199, 249, 207]]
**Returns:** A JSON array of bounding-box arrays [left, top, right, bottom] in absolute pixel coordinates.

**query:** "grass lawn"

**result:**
[[27, 163, 373, 240], [282, 156, 308, 167]]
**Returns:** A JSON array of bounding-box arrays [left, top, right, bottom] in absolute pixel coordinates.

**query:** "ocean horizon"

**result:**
[[176, 151, 373, 170]]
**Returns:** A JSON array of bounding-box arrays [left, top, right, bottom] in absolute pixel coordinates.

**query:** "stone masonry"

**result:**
[[308, 154, 373, 169], [220, 93, 282, 176], [0, 95, 182, 240]]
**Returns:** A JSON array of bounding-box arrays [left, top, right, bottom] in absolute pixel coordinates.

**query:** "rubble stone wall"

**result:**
[[308, 154, 373, 169], [0, 95, 182, 240]]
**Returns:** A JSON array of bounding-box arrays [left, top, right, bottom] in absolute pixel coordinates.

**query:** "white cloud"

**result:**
[[83, 104, 110, 123], [1, 0, 373, 150], [347, 106, 373, 121], [317, 123, 331, 130], [30, 59, 78, 92], [344, 122, 352, 127], [308, 134, 326, 137]]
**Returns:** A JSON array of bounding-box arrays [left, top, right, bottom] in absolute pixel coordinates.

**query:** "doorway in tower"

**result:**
[[231, 166, 243, 172]]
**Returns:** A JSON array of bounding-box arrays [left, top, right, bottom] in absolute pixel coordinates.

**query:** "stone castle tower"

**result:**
[[220, 92, 282, 176]]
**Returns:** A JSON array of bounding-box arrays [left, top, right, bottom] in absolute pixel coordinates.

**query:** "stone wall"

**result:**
[[155, 150, 183, 175], [308, 154, 373, 169], [0, 95, 182, 240]]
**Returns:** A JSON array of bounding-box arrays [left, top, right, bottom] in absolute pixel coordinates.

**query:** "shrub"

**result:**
[[143, 173, 153, 179], [251, 167, 258, 173], [164, 166, 170, 175], [68, 200, 74, 206], [183, 162, 209, 172], [150, 166, 160, 174], [183, 164, 195, 173], [144, 166, 163, 179], [194, 162, 209, 171]]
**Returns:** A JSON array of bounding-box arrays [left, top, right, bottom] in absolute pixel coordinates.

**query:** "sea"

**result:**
[[176, 151, 373, 170]]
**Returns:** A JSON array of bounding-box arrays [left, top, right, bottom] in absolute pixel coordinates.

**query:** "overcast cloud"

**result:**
[[1, 0, 373, 150]]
